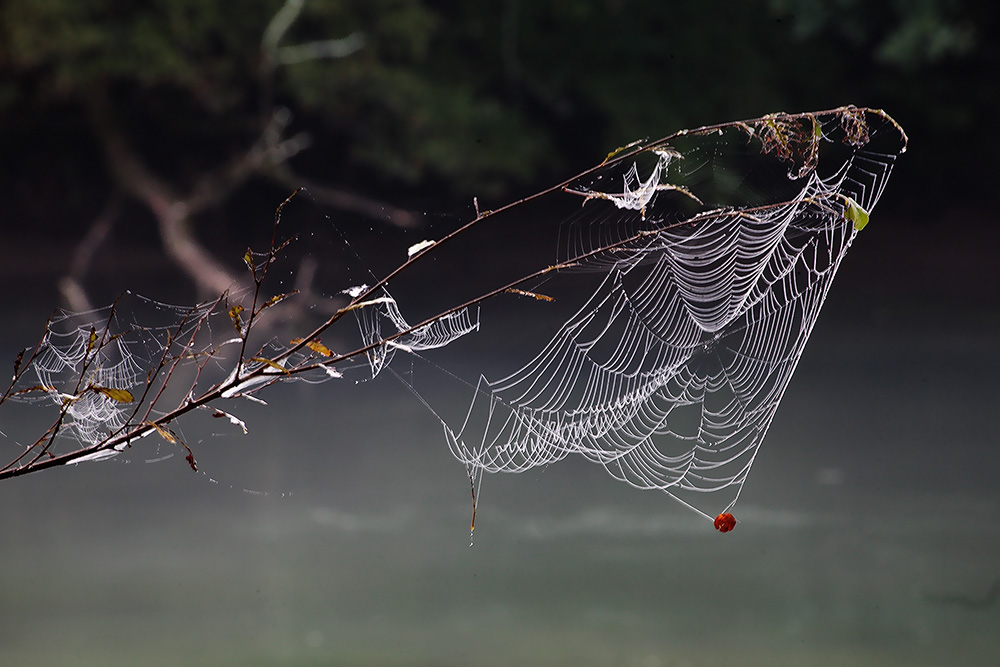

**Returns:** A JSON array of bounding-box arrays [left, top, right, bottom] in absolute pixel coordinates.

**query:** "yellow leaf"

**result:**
[[147, 421, 177, 443], [93, 386, 134, 403], [506, 288, 555, 302], [87, 327, 98, 354], [243, 249, 255, 272], [291, 337, 334, 357], [229, 305, 244, 332], [251, 357, 290, 374], [261, 291, 298, 310]]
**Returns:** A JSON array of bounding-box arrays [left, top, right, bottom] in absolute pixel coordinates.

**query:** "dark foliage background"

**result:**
[[1, 1, 995, 272]]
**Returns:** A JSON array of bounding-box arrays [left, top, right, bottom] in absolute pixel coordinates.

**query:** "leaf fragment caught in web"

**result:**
[[13, 384, 56, 396], [212, 408, 248, 434], [228, 305, 245, 332], [844, 196, 870, 231], [251, 357, 290, 375], [261, 291, 298, 310], [148, 421, 178, 444], [92, 385, 134, 403], [13, 349, 25, 378], [505, 288, 555, 302], [564, 146, 700, 219], [290, 337, 334, 357]]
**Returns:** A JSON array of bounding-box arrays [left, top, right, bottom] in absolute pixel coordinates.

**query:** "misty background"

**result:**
[[1, 1, 997, 665]]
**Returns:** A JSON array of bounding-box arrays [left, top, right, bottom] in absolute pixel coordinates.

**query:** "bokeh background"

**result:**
[[1, 1, 998, 665]]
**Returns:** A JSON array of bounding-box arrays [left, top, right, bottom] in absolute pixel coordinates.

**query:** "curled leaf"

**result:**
[[147, 421, 177, 444], [251, 357, 290, 375], [290, 337, 334, 357], [243, 249, 256, 273], [543, 262, 579, 273], [146, 421, 196, 470], [93, 386, 134, 403], [228, 305, 245, 332], [13, 384, 57, 396], [87, 327, 98, 355], [13, 349, 25, 378], [505, 288, 555, 302], [212, 408, 248, 434], [844, 197, 870, 231], [261, 291, 298, 310]]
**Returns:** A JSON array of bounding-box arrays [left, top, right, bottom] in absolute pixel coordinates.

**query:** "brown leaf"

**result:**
[[261, 290, 299, 310], [13, 349, 25, 378], [146, 421, 197, 470], [93, 385, 134, 403], [505, 288, 555, 302], [290, 337, 334, 357], [147, 421, 177, 444], [13, 384, 56, 396], [228, 305, 244, 332]]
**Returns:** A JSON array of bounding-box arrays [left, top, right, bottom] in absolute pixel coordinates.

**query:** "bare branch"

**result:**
[[0, 102, 909, 542]]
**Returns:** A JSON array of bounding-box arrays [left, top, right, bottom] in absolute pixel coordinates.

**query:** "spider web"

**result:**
[[4, 107, 906, 528], [7, 293, 232, 460], [372, 107, 907, 523]]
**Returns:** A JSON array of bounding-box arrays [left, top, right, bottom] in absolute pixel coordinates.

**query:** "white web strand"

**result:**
[[30, 325, 146, 446], [12, 295, 226, 454], [352, 291, 480, 378]]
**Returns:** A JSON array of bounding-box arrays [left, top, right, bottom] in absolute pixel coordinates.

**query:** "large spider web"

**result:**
[[4, 107, 906, 527], [370, 107, 907, 523]]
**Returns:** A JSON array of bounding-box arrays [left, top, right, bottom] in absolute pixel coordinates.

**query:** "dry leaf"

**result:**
[[251, 357, 290, 374], [506, 288, 555, 302], [148, 421, 177, 444], [13, 384, 56, 396], [229, 305, 244, 332], [261, 291, 298, 310], [93, 386, 135, 403], [290, 337, 334, 357]]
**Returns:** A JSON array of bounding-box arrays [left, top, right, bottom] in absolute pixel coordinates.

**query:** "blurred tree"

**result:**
[[0, 0, 994, 305], [767, 0, 999, 213]]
